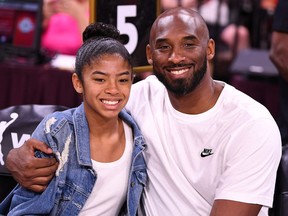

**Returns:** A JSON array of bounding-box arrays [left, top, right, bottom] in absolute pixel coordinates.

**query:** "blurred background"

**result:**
[[0, 0, 281, 140], [0, 0, 284, 208]]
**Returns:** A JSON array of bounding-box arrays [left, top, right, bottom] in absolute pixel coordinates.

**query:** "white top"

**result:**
[[126, 75, 281, 216], [79, 122, 133, 216]]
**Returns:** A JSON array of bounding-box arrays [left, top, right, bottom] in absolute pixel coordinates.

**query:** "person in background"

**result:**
[[161, 0, 198, 10], [5, 8, 281, 215], [199, 0, 251, 57], [269, 0, 288, 146], [0, 22, 146, 216], [269, 1, 288, 215], [41, 0, 89, 56]]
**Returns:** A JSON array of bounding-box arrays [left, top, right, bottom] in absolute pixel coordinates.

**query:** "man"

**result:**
[[5, 8, 281, 215]]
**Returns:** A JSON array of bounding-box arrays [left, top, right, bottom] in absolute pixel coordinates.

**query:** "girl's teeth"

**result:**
[[102, 100, 118, 105]]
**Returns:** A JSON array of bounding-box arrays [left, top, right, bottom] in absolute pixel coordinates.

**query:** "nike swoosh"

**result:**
[[201, 152, 213, 157], [201, 149, 213, 157]]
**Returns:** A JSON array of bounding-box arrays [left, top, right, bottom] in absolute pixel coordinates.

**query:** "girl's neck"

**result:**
[[89, 118, 126, 163]]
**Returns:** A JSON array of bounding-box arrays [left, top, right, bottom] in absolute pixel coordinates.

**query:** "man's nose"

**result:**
[[168, 47, 186, 64]]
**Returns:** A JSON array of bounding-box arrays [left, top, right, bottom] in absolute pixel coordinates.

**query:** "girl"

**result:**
[[0, 22, 147, 216]]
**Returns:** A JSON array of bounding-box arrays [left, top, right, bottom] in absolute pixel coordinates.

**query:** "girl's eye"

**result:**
[[119, 79, 129, 83], [95, 78, 105, 83], [118, 74, 131, 83]]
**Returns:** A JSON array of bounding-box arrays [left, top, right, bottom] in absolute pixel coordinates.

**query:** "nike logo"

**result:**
[[200, 148, 213, 157]]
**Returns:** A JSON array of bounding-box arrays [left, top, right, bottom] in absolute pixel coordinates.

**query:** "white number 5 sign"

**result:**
[[117, 5, 138, 54], [90, 0, 160, 70]]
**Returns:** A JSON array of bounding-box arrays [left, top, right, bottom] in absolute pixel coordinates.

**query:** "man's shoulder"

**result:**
[[127, 75, 165, 115], [132, 75, 160, 86], [131, 75, 165, 95], [219, 82, 274, 121]]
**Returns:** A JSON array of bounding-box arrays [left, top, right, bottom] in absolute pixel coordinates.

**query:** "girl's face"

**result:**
[[73, 54, 133, 121]]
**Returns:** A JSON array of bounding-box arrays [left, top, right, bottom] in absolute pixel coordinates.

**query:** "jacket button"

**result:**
[[131, 182, 135, 187]]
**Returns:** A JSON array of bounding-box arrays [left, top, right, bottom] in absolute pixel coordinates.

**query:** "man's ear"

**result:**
[[72, 73, 83, 94], [207, 38, 215, 61], [146, 44, 153, 65]]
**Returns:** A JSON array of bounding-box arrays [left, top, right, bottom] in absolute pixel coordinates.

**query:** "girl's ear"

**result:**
[[72, 73, 83, 94]]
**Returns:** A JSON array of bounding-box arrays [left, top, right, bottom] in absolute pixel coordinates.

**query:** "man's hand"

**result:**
[[5, 138, 59, 192]]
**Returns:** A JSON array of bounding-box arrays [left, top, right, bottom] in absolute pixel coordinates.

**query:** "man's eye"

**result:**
[[159, 45, 169, 50], [184, 43, 195, 48], [156, 43, 170, 50]]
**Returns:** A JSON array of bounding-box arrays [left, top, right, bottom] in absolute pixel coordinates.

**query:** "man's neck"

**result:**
[[167, 77, 223, 114]]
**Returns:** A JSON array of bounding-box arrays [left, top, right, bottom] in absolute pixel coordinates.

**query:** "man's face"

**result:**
[[147, 10, 210, 96]]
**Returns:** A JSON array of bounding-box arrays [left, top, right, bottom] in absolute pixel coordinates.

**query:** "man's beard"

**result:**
[[154, 57, 207, 96]]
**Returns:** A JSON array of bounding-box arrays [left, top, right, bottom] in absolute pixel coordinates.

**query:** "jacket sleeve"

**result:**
[[0, 116, 59, 216]]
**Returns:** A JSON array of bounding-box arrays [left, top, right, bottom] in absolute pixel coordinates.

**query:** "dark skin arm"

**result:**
[[269, 31, 288, 81], [6, 138, 58, 192], [210, 200, 262, 216]]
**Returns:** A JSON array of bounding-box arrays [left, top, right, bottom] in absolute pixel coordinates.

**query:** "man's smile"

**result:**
[[169, 68, 190, 75]]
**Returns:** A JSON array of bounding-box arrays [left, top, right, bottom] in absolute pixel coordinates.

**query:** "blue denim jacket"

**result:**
[[0, 104, 147, 216]]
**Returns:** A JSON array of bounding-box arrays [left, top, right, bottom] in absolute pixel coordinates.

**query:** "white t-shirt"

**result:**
[[126, 75, 281, 216], [79, 122, 133, 216]]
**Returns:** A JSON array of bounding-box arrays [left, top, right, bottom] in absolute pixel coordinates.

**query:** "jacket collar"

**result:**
[[72, 104, 146, 166]]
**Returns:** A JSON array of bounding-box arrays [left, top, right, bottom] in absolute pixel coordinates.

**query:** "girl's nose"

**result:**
[[104, 81, 119, 95]]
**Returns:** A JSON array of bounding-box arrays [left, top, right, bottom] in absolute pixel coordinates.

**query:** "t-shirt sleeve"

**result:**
[[214, 118, 282, 207]]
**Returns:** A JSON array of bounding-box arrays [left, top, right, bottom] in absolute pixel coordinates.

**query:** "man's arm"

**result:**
[[6, 138, 58, 192], [210, 200, 261, 216]]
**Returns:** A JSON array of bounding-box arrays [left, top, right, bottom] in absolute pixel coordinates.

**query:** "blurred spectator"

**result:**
[[269, 2, 288, 215], [260, 0, 278, 13], [199, 0, 251, 58], [161, 0, 198, 10], [41, 0, 89, 56], [269, 0, 288, 146]]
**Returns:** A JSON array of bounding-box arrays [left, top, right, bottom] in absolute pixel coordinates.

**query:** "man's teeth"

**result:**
[[102, 100, 119, 105], [170, 68, 188, 75]]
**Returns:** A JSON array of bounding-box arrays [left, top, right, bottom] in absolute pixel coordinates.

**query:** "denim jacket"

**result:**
[[0, 103, 147, 216]]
